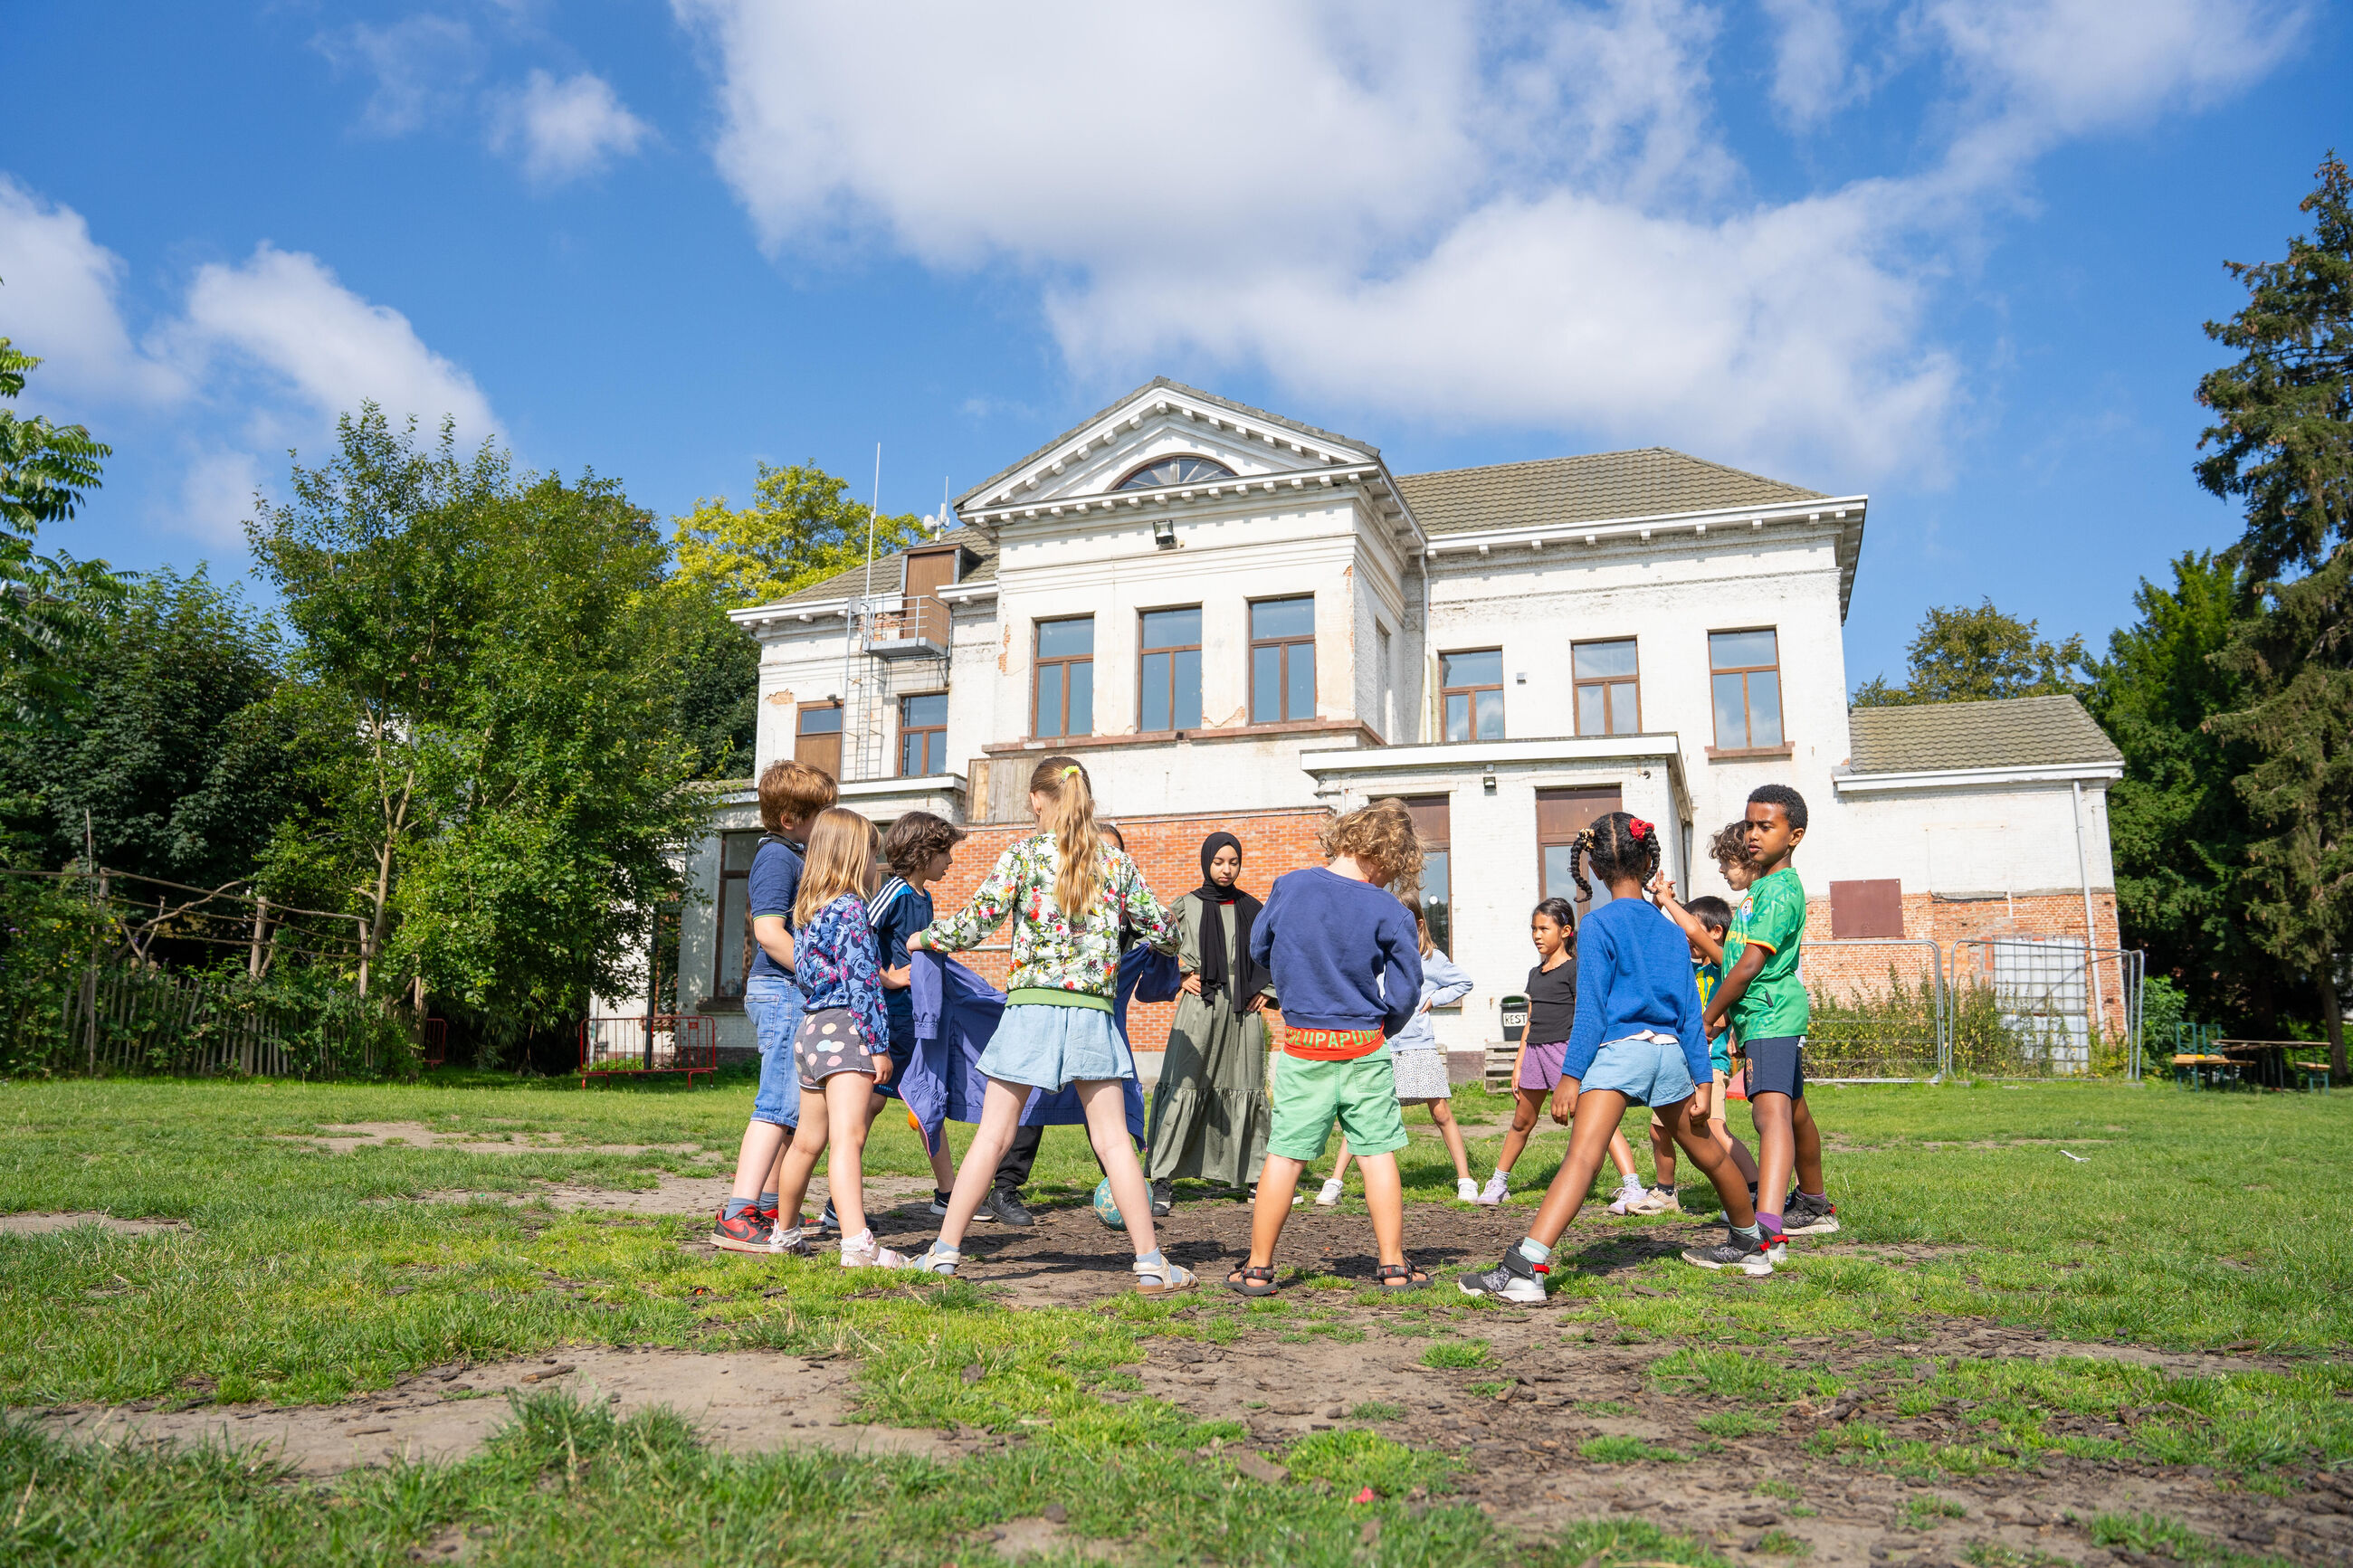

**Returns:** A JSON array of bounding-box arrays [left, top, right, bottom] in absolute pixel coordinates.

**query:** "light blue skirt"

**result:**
[[977, 1003, 1134, 1091]]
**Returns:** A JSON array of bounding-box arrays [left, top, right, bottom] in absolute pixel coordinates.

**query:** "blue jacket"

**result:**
[[899, 946, 1178, 1156], [1562, 898, 1711, 1088], [1249, 868, 1421, 1037]]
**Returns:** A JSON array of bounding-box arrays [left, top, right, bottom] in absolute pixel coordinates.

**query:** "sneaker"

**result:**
[[1457, 1251, 1548, 1304], [839, 1233, 913, 1269], [914, 1240, 961, 1277], [1629, 1185, 1682, 1216], [1681, 1230, 1774, 1277], [711, 1211, 773, 1253], [1455, 1176, 1481, 1202], [816, 1200, 841, 1237], [1315, 1177, 1345, 1207], [1149, 1179, 1175, 1217], [767, 1224, 810, 1257], [1784, 1192, 1840, 1235], [1763, 1230, 1788, 1265], [928, 1189, 953, 1218], [1474, 1171, 1510, 1206], [1606, 1179, 1647, 1215], [981, 1189, 1035, 1228]]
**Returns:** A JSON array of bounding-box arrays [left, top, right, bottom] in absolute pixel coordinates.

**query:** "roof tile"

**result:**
[[1844, 694, 2122, 774], [1394, 447, 1827, 536]]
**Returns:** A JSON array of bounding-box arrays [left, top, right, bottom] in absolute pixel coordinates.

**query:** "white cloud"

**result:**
[[674, 0, 2302, 480], [489, 69, 652, 183], [0, 181, 500, 548], [0, 176, 184, 404], [175, 244, 498, 444], [317, 14, 482, 136]]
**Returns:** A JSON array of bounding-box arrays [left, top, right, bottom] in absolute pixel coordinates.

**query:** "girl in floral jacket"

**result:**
[[909, 755, 1195, 1294], [767, 807, 913, 1269]]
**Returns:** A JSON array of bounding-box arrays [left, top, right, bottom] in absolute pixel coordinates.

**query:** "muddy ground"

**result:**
[[30, 1183, 2347, 1564]]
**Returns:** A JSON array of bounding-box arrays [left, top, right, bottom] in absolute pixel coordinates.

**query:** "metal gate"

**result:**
[[1948, 939, 2144, 1079], [1795, 938, 1948, 1082]]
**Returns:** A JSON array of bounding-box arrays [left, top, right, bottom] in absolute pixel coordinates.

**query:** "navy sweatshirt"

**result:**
[[1561, 898, 1711, 1088], [1250, 867, 1422, 1037]]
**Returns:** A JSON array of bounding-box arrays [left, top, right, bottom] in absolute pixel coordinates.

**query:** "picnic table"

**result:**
[[2184, 1040, 2335, 1092]]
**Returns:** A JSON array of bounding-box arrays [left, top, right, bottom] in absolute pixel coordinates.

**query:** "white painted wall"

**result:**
[[1829, 781, 2115, 898]]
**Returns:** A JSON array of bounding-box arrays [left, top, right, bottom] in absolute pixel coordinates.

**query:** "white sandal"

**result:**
[[915, 1240, 961, 1277], [1132, 1255, 1197, 1296]]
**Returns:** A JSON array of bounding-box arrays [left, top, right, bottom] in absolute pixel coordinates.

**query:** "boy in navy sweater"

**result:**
[[1226, 799, 1428, 1294], [1460, 813, 1769, 1301]]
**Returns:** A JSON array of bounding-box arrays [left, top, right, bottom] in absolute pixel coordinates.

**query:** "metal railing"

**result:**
[[578, 1014, 718, 1088]]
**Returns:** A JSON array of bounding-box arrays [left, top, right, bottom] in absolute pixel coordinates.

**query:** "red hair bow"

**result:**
[[1629, 817, 1653, 841]]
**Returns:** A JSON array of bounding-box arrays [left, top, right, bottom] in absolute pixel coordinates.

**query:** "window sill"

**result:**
[[1704, 744, 1795, 761], [986, 717, 1384, 755], [696, 996, 744, 1014]]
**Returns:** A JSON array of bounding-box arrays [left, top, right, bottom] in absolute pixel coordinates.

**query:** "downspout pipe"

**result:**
[[2072, 779, 2108, 1044]]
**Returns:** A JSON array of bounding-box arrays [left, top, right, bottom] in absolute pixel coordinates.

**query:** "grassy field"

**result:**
[[1, 1072, 2347, 1564]]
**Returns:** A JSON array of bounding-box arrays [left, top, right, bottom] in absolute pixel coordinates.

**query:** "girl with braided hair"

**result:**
[[1461, 812, 1772, 1301]]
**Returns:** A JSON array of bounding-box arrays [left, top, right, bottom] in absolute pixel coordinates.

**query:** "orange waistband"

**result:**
[[1285, 1025, 1384, 1060]]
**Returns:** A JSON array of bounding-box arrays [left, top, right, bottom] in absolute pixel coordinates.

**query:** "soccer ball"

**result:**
[[1091, 1177, 1126, 1231]]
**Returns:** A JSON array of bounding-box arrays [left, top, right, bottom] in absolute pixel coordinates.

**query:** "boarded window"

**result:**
[[1830, 879, 1904, 939]]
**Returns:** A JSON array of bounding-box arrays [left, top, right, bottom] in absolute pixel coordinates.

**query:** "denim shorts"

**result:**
[[1579, 1032, 1699, 1109], [745, 981, 805, 1127], [976, 1003, 1131, 1091]]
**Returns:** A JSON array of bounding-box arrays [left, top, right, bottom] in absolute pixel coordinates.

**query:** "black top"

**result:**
[[1525, 958, 1578, 1046]]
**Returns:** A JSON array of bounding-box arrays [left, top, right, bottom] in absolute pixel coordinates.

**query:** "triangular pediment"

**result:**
[[956, 379, 1379, 511]]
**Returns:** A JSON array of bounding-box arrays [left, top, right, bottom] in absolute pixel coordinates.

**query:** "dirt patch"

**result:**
[[982, 1514, 1120, 1562], [0, 1212, 189, 1236], [281, 1122, 704, 1157], [28, 1346, 955, 1476]]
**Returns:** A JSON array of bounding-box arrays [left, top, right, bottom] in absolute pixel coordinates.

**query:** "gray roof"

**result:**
[[956, 377, 1377, 508], [753, 527, 997, 612], [1394, 447, 1829, 536], [1844, 695, 2122, 774]]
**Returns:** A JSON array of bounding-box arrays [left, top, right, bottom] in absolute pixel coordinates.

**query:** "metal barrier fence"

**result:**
[[578, 1014, 718, 1088], [1791, 938, 2147, 1083]]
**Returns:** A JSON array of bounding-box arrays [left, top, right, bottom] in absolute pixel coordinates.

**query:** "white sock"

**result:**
[[842, 1228, 872, 1251]]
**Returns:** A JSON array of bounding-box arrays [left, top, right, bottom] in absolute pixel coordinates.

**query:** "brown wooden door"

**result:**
[[903, 548, 957, 599], [795, 702, 843, 781], [1535, 786, 1622, 917]]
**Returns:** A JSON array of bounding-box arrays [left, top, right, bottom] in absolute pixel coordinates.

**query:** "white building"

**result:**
[[676, 380, 2124, 1058]]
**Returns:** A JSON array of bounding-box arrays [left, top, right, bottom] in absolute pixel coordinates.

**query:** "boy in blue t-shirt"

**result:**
[[715, 760, 837, 1254], [864, 812, 967, 1212]]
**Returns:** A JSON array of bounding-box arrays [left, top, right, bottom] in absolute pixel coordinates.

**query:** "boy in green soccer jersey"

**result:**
[[1700, 784, 1837, 1260]]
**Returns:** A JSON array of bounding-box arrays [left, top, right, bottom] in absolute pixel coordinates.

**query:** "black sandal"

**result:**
[[1375, 1261, 1431, 1291], [1225, 1263, 1279, 1297]]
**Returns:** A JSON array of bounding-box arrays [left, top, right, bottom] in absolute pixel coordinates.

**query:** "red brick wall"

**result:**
[[1797, 889, 2128, 1037], [923, 806, 1336, 1053]]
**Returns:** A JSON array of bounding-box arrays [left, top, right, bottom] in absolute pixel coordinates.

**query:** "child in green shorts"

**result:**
[[1226, 799, 1430, 1294]]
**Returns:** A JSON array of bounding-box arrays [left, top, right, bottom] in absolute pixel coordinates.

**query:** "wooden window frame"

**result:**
[[1708, 627, 1786, 755], [1439, 647, 1505, 743], [1536, 786, 1624, 917], [1405, 795, 1453, 956], [1249, 596, 1317, 725], [1571, 637, 1642, 737], [1137, 605, 1203, 735], [712, 830, 761, 1002], [898, 692, 948, 778], [1032, 616, 1095, 739], [795, 699, 843, 777]]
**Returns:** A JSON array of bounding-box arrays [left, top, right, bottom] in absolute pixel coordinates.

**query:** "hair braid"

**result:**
[[1584, 810, 1662, 894], [1567, 824, 1598, 902]]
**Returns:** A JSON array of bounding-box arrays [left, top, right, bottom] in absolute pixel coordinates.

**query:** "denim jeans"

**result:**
[[745, 979, 805, 1128]]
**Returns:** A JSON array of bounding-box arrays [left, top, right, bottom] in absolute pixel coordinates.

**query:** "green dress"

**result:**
[[1144, 892, 1274, 1188]]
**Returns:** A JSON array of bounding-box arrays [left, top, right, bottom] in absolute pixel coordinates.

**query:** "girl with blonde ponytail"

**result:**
[[906, 755, 1193, 1294]]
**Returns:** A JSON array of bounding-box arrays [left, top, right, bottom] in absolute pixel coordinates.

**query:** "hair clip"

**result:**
[[1060, 765, 1081, 779], [1629, 817, 1653, 841]]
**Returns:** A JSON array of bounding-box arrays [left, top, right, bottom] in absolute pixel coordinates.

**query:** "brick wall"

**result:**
[[1796, 889, 2128, 1038], [923, 805, 1336, 1053]]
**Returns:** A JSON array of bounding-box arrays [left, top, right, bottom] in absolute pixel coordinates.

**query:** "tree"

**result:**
[[671, 461, 928, 607], [0, 339, 126, 730], [653, 582, 758, 780], [1852, 599, 2091, 706], [2194, 152, 2353, 1079], [0, 568, 299, 890], [251, 407, 707, 1041], [2086, 554, 2270, 1028]]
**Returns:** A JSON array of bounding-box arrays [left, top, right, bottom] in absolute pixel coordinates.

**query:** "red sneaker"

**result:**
[[712, 1211, 774, 1253]]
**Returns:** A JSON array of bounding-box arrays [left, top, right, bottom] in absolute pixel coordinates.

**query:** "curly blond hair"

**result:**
[[1319, 797, 1424, 898]]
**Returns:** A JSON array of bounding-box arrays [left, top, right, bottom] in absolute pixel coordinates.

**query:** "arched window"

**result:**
[[1116, 454, 1235, 490]]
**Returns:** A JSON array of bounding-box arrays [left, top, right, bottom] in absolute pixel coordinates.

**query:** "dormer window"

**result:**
[[1116, 455, 1234, 490]]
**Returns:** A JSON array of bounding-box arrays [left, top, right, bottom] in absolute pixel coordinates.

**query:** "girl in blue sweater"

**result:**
[[1460, 813, 1770, 1301]]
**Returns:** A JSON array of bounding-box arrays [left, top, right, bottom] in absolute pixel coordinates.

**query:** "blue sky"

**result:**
[[3, 2, 2340, 690]]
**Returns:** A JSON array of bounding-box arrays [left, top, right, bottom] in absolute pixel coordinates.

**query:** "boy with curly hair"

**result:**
[[1225, 797, 1429, 1294]]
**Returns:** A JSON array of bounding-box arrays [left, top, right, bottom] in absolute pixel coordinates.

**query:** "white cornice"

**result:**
[[1300, 735, 1683, 774], [1833, 761, 2122, 794], [1421, 495, 1867, 556]]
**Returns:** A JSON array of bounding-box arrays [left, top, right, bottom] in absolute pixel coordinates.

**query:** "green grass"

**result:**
[[1578, 1435, 1686, 1463], [3, 1076, 2350, 1562], [1901, 1495, 1968, 1529]]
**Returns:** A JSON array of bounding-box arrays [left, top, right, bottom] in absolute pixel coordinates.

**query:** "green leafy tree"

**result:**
[[2194, 153, 2353, 1079], [0, 339, 126, 730], [652, 582, 758, 780], [251, 408, 706, 1041], [1853, 599, 2091, 706], [0, 568, 299, 889], [671, 461, 927, 607], [2087, 554, 2270, 1028]]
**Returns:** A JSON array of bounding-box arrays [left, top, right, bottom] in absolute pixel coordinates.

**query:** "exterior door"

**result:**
[[903, 547, 957, 600], [1535, 786, 1623, 918]]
